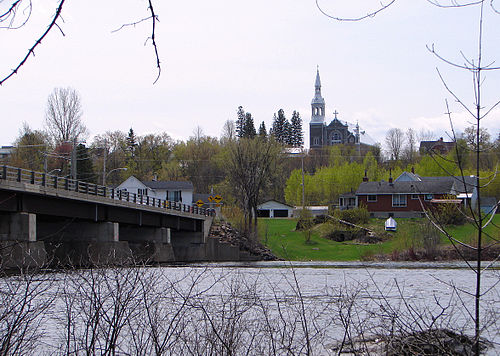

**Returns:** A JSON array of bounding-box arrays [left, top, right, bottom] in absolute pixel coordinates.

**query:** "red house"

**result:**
[[354, 171, 476, 218]]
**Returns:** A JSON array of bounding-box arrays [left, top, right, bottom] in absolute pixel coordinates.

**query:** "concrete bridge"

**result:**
[[0, 166, 240, 269]]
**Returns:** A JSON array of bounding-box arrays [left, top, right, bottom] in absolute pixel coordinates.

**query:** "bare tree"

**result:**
[[226, 137, 282, 237], [384, 128, 405, 161], [418, 128, 436, 142], [45, 87, 88, 144], [220, 120, 236, 144], [403, 128, 417, 163]]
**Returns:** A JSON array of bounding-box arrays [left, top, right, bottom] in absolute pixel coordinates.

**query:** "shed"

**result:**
[[257, 200, 294, 218]]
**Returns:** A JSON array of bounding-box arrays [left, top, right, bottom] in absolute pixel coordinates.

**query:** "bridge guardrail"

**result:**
[[0, 165, 215, 217]]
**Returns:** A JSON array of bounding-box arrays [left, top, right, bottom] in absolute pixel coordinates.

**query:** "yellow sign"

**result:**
[[214, 194, 222, 203], [195, 199, 204, 207], [208, 195, 214, 202]]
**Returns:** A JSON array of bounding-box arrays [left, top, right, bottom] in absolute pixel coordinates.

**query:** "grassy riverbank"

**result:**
[[259, 215, 500, 261]]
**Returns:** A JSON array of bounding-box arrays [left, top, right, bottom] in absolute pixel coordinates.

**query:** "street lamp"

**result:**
[[104, 167, 127, 186]]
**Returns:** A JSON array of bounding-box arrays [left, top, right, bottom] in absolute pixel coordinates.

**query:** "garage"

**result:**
[[257, 200, 294, 218]]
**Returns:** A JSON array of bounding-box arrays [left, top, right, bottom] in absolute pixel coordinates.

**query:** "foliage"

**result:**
[[295, 208, 314, 243], [9, 123, 50, 171], [76, 144, 96, 183], [434, 199, 467, 226], [333, 206, 369, 225], [289, 111, 303, 148], [271, 109, 288, 144]]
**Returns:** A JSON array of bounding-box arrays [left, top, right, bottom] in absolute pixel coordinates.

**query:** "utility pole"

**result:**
[[71, 138, 77, 180], [301, 152, 305, 208], [102, 139, 107, 186]]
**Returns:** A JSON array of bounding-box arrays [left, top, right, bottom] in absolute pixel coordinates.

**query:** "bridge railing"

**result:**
[[0, 165, 215, 217]]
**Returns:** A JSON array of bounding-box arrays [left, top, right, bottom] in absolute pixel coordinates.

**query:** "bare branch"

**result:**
[[426, 0, 484, 8], [0, 0, 66, 86], [315, 0, 397, 21]]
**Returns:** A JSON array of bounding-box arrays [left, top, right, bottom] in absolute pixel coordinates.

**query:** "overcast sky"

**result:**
[[1, 0, 500, 148]]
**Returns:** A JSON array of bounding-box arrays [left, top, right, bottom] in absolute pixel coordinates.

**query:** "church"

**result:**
[[309, 69, 364, 149]]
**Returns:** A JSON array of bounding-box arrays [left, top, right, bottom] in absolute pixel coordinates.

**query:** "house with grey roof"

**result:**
[[353, 171, 477, 218], [419, 137, 455, 155], [116, 176, 193, 204]]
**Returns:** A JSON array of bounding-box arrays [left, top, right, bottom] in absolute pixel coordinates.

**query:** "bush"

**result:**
[[333, 206, 369, 225], [435, 199, 467, 225]]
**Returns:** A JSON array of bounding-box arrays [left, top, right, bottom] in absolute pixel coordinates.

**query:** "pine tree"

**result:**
[[242, 113, 256, 139], [76, 143, 95, 183], [236, 106, 246, 138], [272, 109, 288, 144], [290, 111, 303, 147], [127, 128, 137, 157], [283, 120, 292, 146], [258, 121, 267, 139]]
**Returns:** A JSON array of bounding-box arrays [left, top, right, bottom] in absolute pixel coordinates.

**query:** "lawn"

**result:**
[[259, 215, 500, 261]]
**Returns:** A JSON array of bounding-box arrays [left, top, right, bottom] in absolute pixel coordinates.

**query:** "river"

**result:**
[[2, 261, 499, 355]]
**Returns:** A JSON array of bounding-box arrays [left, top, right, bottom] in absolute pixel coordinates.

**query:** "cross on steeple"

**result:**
[[333, 110, 338, 119]]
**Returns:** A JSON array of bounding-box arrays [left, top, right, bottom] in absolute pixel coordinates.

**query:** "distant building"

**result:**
[[419, 137, 455, 155], [116, 176, 193, 204], [0, 146, 14, 163], [309, 68, 373, 150], [354, 171, 477, 218], [257, 200, 294, 218]]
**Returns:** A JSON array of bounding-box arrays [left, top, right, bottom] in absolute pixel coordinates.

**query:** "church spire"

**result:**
[[315, 66, 321, 90], [311, 66, 325, 124]]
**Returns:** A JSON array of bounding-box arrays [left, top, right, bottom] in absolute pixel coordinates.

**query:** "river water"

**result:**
[[2, 261, 499, 355]]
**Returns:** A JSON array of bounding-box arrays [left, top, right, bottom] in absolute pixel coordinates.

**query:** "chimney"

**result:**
[[411, 166, 415, 174], [153, 174, 158, 182], [389, 169, 393, 184], [363, 169, 368, 182]]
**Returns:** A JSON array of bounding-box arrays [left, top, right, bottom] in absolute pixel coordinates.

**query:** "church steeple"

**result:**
[[311, 66, 325, 124]]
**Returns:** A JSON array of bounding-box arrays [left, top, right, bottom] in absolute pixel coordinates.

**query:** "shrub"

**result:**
[[434, 198, 467, 225], [333, 206, 369, 225]]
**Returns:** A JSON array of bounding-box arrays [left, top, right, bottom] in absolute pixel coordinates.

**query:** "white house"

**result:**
[[116, 176, 194, 204], [257, 200, 294, 218]]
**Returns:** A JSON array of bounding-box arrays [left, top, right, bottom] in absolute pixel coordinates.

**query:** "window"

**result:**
[[424, 194, 433, 201], [138, 188, 148, 196], [167, 190, 182, 202], [411, 194, 419, 200], [367, 195, 377, 202], [313, 137, 319, 146], [339, 197, 345, 206], [331, 131, 342, 144], [392, 194, 407, 207]]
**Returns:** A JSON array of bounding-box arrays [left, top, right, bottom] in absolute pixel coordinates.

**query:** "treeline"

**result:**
[[286, 134, 500, 206], [6, 85, 500, 216]]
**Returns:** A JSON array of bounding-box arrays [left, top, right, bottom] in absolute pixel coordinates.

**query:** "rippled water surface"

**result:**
[[3, 261, 499, 355]]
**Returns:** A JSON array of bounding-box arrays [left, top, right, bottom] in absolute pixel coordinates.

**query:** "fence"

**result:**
[[0, 165, 214, 217]]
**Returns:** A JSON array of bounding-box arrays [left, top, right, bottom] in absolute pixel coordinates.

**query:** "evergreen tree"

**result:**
[[76, 143, 95, 183], [290, 111, 303, 147], [242, 113, 256, 139], [258, 121, 267, 139], [236, 106, 246, 138], [126, 128, 137, 157], [272, 109, 288, 144], [283, 120, 292, 146]]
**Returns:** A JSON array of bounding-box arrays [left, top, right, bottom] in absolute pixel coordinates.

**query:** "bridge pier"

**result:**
[[120, 226, 175, 263], [39, 220, 132, 267], [0, 212, 46, 269]]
